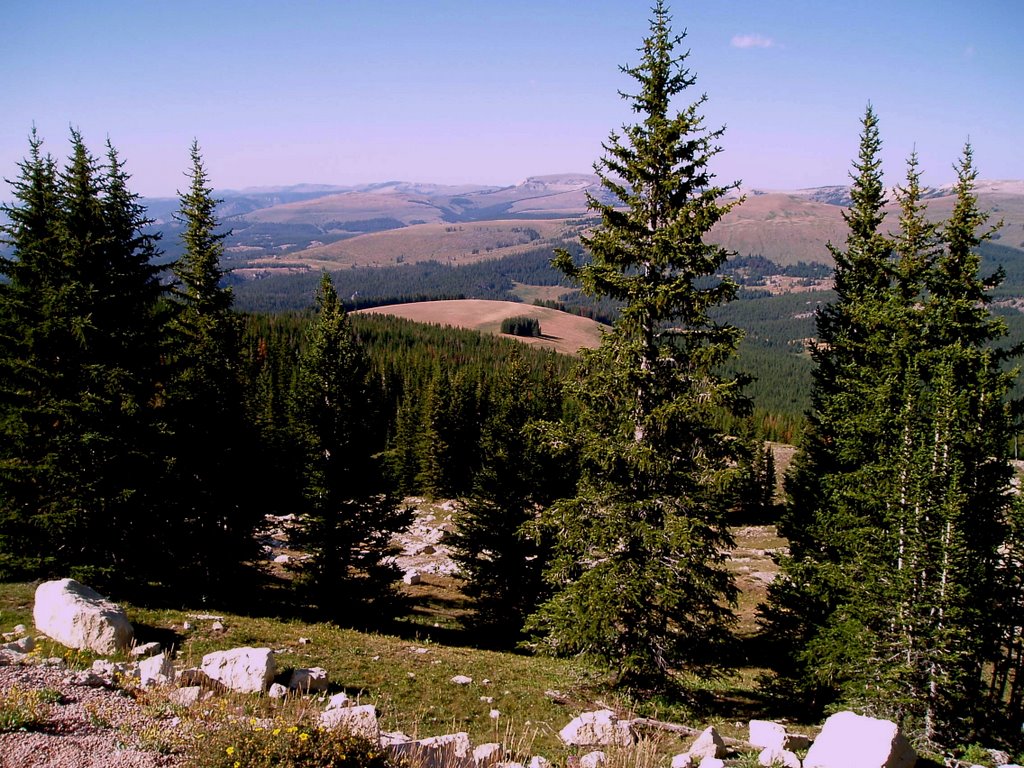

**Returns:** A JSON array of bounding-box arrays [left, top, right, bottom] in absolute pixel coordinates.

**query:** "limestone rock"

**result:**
[[1, 636, 34, 654], [749, 720, 787, 751], [474, 743, 503, 767], [404, 570, 422, 585], [804, 711, 916, 768], [130, 641, 161, 658], [289, 666, 328, 693], [580, 752, 606, 768], [687, 727, 727, 760], [33, 579, 133, 654], [268, 682, 288, 699], [325, 692, 350, 710], [391, 732, 473, 768], [451, 674, 473, 685], [168, 686, 203, 707], [200, 647, 276, 693], [670, 754, 695, 768], [698, 759, 725, 768], [320, 703, 380, 740], [559, 709, 633, 747], [528, 758, 549, 768], [138, 652, 174, 688]]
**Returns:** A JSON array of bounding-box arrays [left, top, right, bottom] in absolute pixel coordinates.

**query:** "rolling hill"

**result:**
[[356, 299, 606, 356]]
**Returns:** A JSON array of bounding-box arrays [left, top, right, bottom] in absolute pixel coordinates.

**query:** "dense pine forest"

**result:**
[[4, 0, 1024, 756]]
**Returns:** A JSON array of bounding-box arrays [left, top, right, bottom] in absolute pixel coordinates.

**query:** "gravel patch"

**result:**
[[0, 654, 189, 768]]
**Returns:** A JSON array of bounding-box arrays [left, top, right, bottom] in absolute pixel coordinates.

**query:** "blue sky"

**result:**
[[3, 1, 1021, 197]]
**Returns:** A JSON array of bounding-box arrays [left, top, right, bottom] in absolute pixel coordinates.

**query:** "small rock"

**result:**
[[320, 703, 379, 740], [474, 743, 503, 767], [168, 686, 203, 707], [70, 670, 105, 687], [480, 696, 495, 704], [211, 620, 225, 632], [12, 624, 26, 635], [289, 666, 329, 693], [403, 570, 422, 585], [687, 727, 727, 760], [580, 751, 606, 768], [1, 636, 34, 654], [451, 675, 473, 685], [325, 692, 350, 710], [268, 682, 288, 699], [182, 621, 192, 631], [130, 641, 162, 658], [273, 554, 290, 564], [138, 652, 174, 688], [670, 754, 695, 768], [298, 637, 311, 645], [698, 759, 725, 768], [529, 757, 550, 768]]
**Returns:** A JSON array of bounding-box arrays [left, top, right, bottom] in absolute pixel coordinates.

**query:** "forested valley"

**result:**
[[5, 0, 1024, 758]]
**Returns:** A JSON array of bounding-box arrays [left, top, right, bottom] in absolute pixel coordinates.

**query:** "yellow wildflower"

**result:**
[[272, 728, 281, 736], [299, 732, 310, 742], [225, 745, 235, 756], [287, 725, 299, 733]]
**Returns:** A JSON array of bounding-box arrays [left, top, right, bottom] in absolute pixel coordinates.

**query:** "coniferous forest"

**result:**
[[3, 0, 1024, 754]]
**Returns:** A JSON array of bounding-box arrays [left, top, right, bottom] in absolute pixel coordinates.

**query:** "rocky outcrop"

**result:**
[[33, 579, 134, 654]]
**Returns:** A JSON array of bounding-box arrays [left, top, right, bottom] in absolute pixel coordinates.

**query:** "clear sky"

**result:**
[[3, 1, 1021, 197]]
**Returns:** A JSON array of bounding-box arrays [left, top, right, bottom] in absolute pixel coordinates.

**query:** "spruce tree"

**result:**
[[0, 129, 165, 587], [526, 1, 746, 689], [163, 141, 260, 597], [451, 352, 566, 642], [290, 272, 411, 622]]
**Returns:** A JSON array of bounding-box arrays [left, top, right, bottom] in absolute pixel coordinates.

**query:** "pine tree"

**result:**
[[290, 272, 411, 622], [526, 1, 746, 689]]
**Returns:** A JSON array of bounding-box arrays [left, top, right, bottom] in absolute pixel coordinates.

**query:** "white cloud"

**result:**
[[731, 34, 776, 49]]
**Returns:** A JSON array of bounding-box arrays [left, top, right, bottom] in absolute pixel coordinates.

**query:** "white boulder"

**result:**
[[289, 666, 328, 693], [804, 711, 916, 768], [391, 733, 473, 768], [138, 651, 174, 687], [687, 727, 727, 760], [451, 674, 473, 685], [200, 647, 276, 693], [474, 743, 503, 767], [33, 579, 134, 654], [268, 682, 288, 699], [559, 709, 633, 746], [580, 752, 606, 768], [749, 720, 788, 751], [130, 641, 161, 658], [320, 703, 380, 740]]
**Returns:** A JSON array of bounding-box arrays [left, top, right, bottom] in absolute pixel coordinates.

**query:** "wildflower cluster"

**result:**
[[188, 716, 400, 768]]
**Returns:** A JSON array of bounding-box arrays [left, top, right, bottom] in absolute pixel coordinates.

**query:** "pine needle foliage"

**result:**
[[527, 1, 747, 690]]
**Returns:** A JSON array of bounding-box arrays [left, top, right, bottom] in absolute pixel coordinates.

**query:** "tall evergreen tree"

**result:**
[[526, 1, 746, 689], [0, 129, 165, 587], [763, 122, 1019, 747], [290, 272, 411, 622], [163, 141, 260, 597], [762, 106, 897, 708], [451, 352, 567, 642]]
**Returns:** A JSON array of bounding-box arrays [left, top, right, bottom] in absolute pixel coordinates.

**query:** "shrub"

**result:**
[[501, 315, 541, 337]]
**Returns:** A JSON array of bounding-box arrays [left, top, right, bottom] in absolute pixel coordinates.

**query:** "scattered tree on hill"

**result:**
[[526, 1, 747, 689], [290, 272, 411, 621], [500, 315, 541, 337]]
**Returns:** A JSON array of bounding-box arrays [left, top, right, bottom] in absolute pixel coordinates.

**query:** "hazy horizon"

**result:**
[[4, 1, 1022, 198]]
